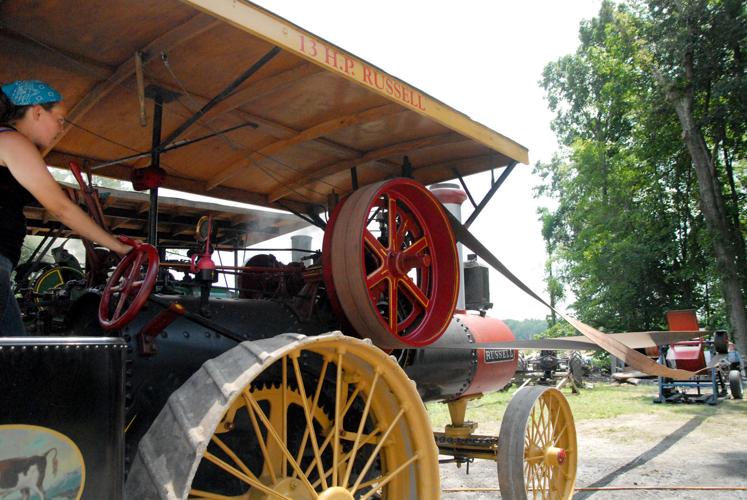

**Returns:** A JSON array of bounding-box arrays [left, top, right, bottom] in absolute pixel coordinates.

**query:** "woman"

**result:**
[[0, 79, 130, 335]]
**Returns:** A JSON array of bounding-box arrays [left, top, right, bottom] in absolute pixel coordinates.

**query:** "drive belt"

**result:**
[[446, 212, 697, 381]]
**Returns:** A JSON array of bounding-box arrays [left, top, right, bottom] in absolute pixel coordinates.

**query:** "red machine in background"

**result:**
[[655, 310, 744, 404]]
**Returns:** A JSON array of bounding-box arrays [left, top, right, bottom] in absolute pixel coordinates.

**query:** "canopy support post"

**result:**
[[147, 91, 163, 249], [463, 161, 517, 228]]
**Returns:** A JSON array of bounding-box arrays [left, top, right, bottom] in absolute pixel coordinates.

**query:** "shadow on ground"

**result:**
[[575, 415, 707, 499]]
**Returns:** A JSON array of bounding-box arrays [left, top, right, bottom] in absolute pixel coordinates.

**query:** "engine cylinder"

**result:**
[[403, 313, 518, 402]]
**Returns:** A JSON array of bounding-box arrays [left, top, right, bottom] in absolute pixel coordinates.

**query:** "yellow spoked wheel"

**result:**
[[497, 387, 577, 500], [125, 333, 439, 499]]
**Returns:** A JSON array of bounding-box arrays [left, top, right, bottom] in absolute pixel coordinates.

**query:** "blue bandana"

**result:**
[[1, 80, 62, 106]]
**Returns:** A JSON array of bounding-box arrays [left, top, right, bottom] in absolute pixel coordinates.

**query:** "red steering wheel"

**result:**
[[98, 236, 159, 330]]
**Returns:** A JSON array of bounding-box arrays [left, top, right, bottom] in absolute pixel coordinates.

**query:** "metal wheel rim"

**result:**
[[329, 179, 458, 348], [498, 386, 577, 500], [125, 333, 439, 499]]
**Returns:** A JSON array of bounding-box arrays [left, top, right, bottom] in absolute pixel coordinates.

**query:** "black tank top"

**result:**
[[0, 126, 34, 267]]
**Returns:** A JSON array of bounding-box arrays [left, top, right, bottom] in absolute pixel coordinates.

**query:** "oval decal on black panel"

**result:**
[[0, 425, 85, 500]]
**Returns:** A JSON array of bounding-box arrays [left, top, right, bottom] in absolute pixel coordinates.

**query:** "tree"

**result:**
[[537, 0, 732, 338], [538, 207, 565, 326], [623, 0, 747, 354]]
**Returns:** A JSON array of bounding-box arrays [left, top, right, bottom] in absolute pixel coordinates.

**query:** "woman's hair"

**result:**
[[0, 89, 57, 125]]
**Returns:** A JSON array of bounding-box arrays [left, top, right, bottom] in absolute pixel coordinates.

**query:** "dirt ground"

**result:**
[[437, 386, 747, 499]]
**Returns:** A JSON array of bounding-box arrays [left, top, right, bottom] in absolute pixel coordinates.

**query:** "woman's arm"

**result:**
[[0, 132, 131, 255]]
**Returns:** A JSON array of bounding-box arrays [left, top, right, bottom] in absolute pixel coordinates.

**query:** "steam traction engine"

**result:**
[[2, 180, 577, 499], [0, 1, 578, 498]]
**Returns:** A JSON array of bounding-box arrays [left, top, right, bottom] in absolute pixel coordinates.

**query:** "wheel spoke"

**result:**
[[552, 423, 568, 446], [396, 218, 410, 248], [244, 390, 317, 497], [402, 236, 428, 258], [294, 358, 330, 477], [351, 408, 405, 493], [127, 252, 145, 283], [189, 488, 238, 499], [340, 385, 362, 421], [388, 278, 398, 332], [332, 351, 343, 486], [243, 391, 278, 484], [282, 356, 288, 478], [527, 462, 536, 497], [309, 442, 359, 489], [366, 267, 390, 290], [544, 401, 553, 447], [387, 195, 398, 250], [399, 277, 429, 309], [343, 370, 380, 488], [538, 399, 547, 445], [113, 290, 129, 320], [363, 229, 387, 262], [202, 450, 288, 499], [210, 434, 254, 479], [291, 355, 329, 489], [360, 452, 419, 500], [529, 407, 540, 447]]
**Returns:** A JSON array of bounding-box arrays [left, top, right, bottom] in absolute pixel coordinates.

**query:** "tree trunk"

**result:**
[[669, 94, 747, 355]]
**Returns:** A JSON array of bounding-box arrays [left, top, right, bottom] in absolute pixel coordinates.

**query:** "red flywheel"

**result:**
[[324, 178, 459, 348]]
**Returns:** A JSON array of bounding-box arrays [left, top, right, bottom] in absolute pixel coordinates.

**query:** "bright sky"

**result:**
[[251, 0, 602, 320]]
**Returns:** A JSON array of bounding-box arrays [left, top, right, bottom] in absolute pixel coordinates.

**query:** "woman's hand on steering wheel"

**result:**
[[113, 235, 139, 256], [98, 236, 159, 330]]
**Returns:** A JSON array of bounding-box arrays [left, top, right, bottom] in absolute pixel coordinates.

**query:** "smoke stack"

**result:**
[[430, 183, 468, 311]]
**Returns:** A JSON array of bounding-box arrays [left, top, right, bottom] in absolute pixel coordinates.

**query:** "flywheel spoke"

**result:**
[[387, 278, 399, 332], [363, 229, 387, 262], [402, 236, 428, 257], [399, 276, 429, 309], [387, 195, 398, 250], [366, 267, 390, 290]]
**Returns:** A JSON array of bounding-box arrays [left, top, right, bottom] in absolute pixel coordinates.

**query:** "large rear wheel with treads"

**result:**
[[325, 178, 459, 349], [125, 333, 439, 499], [498, 386, 577, 499]]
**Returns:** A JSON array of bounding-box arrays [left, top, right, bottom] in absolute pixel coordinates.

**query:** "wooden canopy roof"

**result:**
[[1, 0, 528, 214]]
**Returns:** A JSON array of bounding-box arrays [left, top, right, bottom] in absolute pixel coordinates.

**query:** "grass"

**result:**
[[426, 380, 747, 431]]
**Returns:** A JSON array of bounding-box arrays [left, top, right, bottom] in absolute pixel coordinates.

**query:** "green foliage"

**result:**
[[536, 321, 576, 339], [502, 318, 548, 340], [536, 0, 746, 334]]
